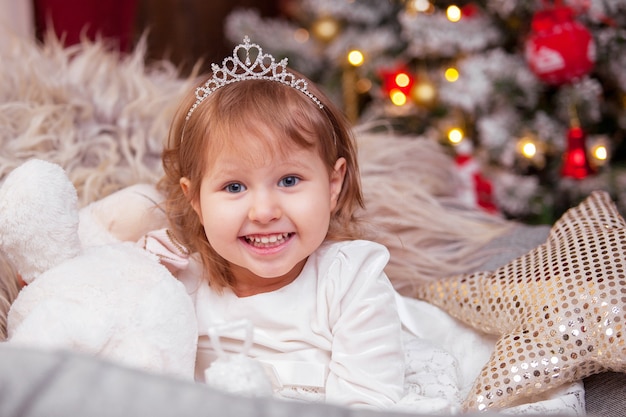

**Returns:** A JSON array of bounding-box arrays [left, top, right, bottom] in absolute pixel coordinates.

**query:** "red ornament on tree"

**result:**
[[378, 65, 415, 96], [561, 122, 594, 179], [461, 4, 480, 18], [525, 3, 595, 85]]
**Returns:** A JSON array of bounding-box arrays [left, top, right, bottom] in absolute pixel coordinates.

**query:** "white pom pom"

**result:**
[[203, 319, 273, 397], [205, 354, 273, 397]]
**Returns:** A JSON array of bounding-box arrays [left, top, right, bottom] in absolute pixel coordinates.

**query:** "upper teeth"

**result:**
[[248, 233, 289, 244]]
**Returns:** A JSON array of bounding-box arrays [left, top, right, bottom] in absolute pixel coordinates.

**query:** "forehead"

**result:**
[[209, 142, 322, 173], [204, 123, 319, 168]]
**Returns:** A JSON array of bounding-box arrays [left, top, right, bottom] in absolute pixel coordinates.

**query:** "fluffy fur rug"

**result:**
[[0, 28, 511, 339]]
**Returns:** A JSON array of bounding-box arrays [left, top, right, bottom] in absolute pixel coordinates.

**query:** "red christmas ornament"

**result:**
[[461, 4, 480, 18], [378, 65, 415, 96], [525, 5, 595, 85], [561, 123, 594, 179]]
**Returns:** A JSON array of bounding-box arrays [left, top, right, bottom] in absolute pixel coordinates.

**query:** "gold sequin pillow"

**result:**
[[414, 190, 626, 412]]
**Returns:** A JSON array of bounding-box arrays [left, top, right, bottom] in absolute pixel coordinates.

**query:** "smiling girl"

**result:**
[[156, 37, 412, 408]]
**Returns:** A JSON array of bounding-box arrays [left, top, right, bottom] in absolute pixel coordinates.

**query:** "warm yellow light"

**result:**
[[444, 67, 459, 82], [347, 49, 365, 67], [293, 28, 309, 43], [447, 5, 462, 22], [593, 145, 608, 161], [521, 141, 537, 158], [448, 128, 464, 144], [411, 82, 436, 103], [390, 89, 408, 106], [395, 73, 411, 88], [407, 0, 433, 13], [312, 16, 340, 42]]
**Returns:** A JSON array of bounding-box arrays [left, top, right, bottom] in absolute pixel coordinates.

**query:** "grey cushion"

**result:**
[[475, 224, 551, 272], [584, 372, 626, 416], [0, 345, 374, 417]]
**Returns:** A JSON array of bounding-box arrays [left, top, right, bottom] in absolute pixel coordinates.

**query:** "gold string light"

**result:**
[[448, 127, 465, 144], [446, 5, 462, 22], [444, 66, 460, 82]]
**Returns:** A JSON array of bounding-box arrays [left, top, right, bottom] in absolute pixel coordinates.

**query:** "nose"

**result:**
[[248, 190, 281, 224]]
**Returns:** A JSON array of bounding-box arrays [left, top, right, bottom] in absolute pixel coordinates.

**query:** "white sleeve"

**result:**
[[322, 241, 405, 408]]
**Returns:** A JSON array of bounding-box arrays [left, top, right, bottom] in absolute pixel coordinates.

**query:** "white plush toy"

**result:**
[[0, 159, 198, 380]]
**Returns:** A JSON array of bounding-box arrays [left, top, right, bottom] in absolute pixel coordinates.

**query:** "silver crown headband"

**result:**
[[185, 36, 324, 122]]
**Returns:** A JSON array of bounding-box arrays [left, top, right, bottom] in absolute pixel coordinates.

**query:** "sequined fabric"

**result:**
[[414, 190, 626, 411]]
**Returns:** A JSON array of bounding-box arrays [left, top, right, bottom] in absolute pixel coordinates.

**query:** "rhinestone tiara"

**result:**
[[185, 36, 323, 122]]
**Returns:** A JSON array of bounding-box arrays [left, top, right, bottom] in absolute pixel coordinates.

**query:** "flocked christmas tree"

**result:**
[[224, 0, 626, 223]]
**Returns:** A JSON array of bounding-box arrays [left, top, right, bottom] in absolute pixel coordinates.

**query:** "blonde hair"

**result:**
[[160, 70, 363, 290]]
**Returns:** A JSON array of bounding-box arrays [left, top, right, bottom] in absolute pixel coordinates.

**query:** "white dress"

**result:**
[[178, 240, 408, 408]]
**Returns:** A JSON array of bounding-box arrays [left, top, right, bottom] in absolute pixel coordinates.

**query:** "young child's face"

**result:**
[[183, 137, 346, 295]]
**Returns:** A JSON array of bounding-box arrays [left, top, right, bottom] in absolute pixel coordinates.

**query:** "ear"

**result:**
[[329, 157, 347, 212], [180, 177, 203, 224]]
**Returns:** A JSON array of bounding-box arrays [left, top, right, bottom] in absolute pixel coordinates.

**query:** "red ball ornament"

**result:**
[[461, 4, 480, 18], [525, 5, 595, 85], [378, 65, 415, 96]]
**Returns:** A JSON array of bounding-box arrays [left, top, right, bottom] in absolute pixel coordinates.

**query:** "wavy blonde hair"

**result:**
[[160, 71, 363, 290]]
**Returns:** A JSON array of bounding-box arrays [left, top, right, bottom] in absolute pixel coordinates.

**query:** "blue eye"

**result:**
[[225, 183, 246, 193], [279, 176, 300, 187]]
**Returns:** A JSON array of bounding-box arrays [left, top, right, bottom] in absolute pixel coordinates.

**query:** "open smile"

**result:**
[[243, 232, 294, 248]]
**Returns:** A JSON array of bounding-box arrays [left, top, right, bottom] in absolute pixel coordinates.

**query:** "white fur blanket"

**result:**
[[0, 26, 584, 415]]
